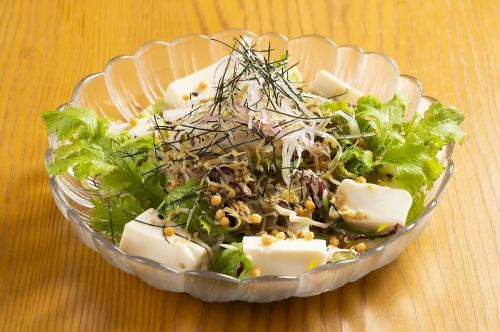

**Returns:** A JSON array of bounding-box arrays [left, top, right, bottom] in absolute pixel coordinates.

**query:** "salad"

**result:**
[[43, 37, 465, 278]]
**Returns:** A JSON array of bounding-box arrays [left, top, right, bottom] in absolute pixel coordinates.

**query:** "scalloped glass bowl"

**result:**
[[46, 30, 454, 302]]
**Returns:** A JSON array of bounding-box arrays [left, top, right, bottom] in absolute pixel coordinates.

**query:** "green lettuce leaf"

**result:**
[[405, 102, 466, 149], [137, 99, 166, 118], [213, 243, 252, 278], [335, 95, 465, 223], [163, 179, 198, 205], [90, 195, 144, 243], [336, 145, 373, 178], [322, 99, 350, 114], [356, 93, 406, 153], [42, 107, 101, 140], [42, 106, 165, 239]]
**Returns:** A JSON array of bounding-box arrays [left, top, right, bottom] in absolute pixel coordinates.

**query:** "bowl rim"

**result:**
[[46, 29, 455, 284]]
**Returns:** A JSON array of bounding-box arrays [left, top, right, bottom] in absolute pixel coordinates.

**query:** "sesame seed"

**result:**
[[251, 267, 261, 277], [215, 209, 225, 220], [261, 234, 275, 246], [304, 199, 315, 212], [355, 242, 367, 253], [248, 214, 262, 224], [210, 194, 222, 206], [275, 232, 286, 240], [219, 217, 230, 227], [296, 207, 307, 217], [329, 237, 339, 247], [307, 259, 319, 270], [197, 81, 207, 90], [163, 226, 175, 237], [305, 231, 314, 241], [129, 117, 138, 127], [355, 176, 367, 183]]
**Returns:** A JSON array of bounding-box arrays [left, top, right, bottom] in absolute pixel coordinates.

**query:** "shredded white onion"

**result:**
[[331, 110, 360, 136], [327, 246, 351, 256], [163, 108, 191, 122], [273, 204, 332, 229], [220, 243, 238, 251]]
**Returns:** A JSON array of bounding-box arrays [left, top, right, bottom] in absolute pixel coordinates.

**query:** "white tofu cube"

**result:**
[[119, 209, 209, 272], [165, 57, 228, 108], [334, 179, 413, 230], [242, 236, 327, 276], [309, 70, 363, 104]]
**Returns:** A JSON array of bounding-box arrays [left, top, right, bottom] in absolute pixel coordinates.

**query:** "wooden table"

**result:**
[[1, 1, 498, 331]]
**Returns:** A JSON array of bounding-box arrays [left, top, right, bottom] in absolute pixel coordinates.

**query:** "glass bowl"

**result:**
[[45, 29, 454, 302]]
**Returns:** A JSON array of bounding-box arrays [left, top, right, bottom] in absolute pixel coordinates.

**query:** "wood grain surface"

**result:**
[[0, 1, 498, 331]]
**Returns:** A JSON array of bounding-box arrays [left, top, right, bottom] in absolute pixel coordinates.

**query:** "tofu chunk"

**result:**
[[165, 57, 227, 108], [334, 179, 413, 230], [242, 236, 327, 276], [119, 209, 208, 272], [309, 70, 363, 104]]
